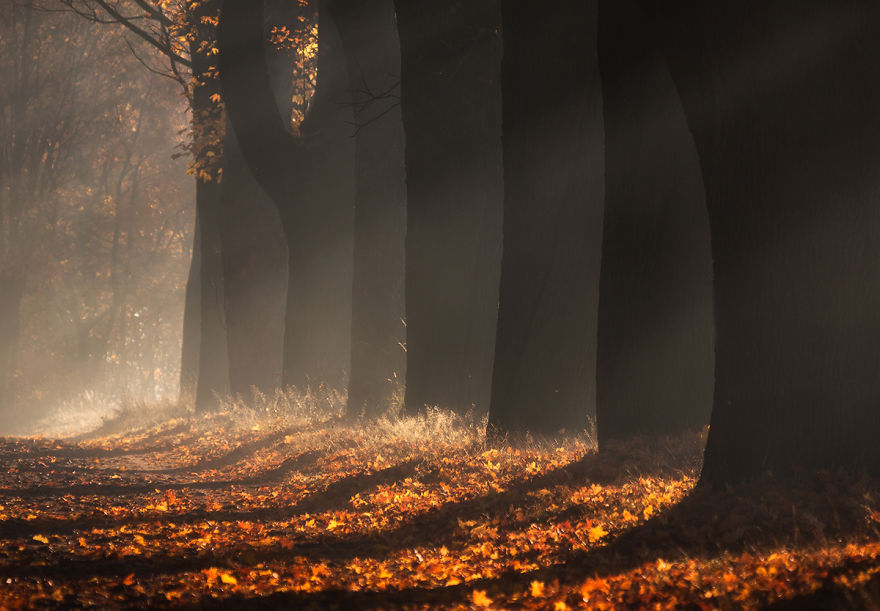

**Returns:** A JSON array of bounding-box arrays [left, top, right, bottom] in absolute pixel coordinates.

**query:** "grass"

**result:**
[[0, 394, 879, 609]]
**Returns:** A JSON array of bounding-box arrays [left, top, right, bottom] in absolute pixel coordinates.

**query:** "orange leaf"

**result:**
[[472, 590, 493, 607]]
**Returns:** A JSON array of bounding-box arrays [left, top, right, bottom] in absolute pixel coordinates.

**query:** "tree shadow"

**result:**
[[0, 444, 694, 579], [145, 418, 348, 474], [0, 421, 191, 460], [185, 473, 880, 610], [8, 434, 874, 611], [150, 428, 298, 474], [0, 450, 323, 499], [0, 459, 419, 539]]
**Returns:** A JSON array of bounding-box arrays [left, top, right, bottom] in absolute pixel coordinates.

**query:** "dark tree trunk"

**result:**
[[218, 0, 356, 393], [188, 1, 230, 411], [280, 8, 355, 391], [394, 0, 504, 415], [486, 0, 604, 436], [193, 178, 230, 410], [654, 2, 880, 486], [219, 121, 288, 398], [0, 271, 25, 426], [326, 0, 406, 418], [594, 0, 713, 448]]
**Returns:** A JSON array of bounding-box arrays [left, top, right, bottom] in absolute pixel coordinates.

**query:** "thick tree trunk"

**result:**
[[595, 0, 713, 448], [188, 2, 230, 411], [655, 2, 880, 486], [193, 177, 230, 410], [219, 121, 287, 398], [218, 0, 355, 394], [0, 271, 25, 427], [486, 0, 604, 436], [394, 0, 504, 416], [280, 8, 355, 391], [326, 0, 406, 418]]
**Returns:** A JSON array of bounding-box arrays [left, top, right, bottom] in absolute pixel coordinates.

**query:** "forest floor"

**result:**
[[1, 393, 880, 609]]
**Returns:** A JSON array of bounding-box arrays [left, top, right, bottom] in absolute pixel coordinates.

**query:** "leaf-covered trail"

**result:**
[[1, 406, 879, 609]]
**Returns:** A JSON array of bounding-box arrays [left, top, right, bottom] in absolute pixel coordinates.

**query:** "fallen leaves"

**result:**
[[0, 410, 878, 609]]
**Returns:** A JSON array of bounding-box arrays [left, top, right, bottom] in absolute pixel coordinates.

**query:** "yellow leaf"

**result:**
[[587, 524, 608, 544], [530, 580, 546, 597], [472, 590, 493, 607], [555, 602, 570, 611], [643, 505, 655, 519], [220, 572, 238, 585], [32, 534, 49, 544]]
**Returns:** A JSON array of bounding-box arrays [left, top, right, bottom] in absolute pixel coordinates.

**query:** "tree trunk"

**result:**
[[0, 271, 26, 427], [219, 120, 287, 398], [394, 0, 504, 416], [193, 177, 230, 410], [594, 0, 713, 448], [280, 6, 355, 392], [487, 0, 604, 436], [188, 1, 230, 411], [655, 2, 880, 486], [326, 0, 407, 418], [218, 0, 355, 394]]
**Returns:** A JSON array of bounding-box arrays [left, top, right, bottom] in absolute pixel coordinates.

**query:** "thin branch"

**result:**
[[123, 36, 185, 86], [345, 101, 401, 136], [90, 0, 192, 68]]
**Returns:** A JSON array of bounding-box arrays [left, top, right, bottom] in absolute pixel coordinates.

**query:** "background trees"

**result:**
[[0, 0, 192, 430]]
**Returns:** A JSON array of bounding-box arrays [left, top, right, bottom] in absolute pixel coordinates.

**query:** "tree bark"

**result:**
[[394, 0, 504, 416], [192, 177, 230, 410], [654, 1, 880, 486], [326, 0, 407, 418], [280, 7, 355, 391], [218, 0, 356, 394], [487, 0, 604, 436], [189, 0, 230, 411], [595, 0, 713, 448], [219, 120, 287, 398]]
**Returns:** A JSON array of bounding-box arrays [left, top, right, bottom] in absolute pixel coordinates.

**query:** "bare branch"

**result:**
[[89, 0, 192, 68]]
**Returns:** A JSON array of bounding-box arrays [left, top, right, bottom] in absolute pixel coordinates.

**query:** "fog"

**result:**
[[0, 3, 193, 435]]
